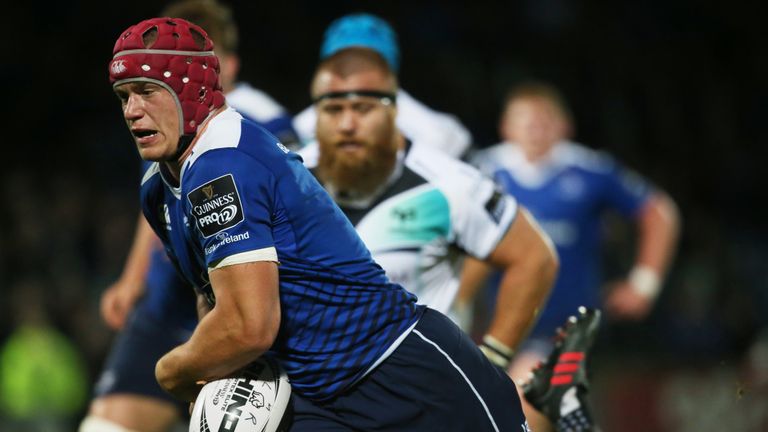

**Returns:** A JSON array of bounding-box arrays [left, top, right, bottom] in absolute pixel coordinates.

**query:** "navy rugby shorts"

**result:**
[[93, 299, 193, 409], [289, 308, 529, 431]]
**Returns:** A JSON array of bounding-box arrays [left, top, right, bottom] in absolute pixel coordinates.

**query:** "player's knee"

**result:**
[[78, 415, 141, 432]]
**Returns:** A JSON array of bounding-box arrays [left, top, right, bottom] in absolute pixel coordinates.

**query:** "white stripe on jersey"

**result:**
[[209, 246, 279, 270], [141, 161, 183, 199], [183, 107, 243, 173], [141, 162, 160, 186]]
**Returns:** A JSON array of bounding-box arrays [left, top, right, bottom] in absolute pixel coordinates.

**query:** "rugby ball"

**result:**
[[189, 357, 291, 432]]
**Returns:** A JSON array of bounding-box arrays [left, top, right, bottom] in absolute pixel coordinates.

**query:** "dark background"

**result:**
[[3, 1, 768, 430]]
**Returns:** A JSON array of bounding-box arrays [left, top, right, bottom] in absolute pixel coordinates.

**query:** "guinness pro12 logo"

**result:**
[[187, 174, 245, 238]]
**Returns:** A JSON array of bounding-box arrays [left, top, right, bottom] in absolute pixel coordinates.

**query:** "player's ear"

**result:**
[[218, 53, 240, 89], [560, 117, 574, 140], [499, 107, 513, 142]]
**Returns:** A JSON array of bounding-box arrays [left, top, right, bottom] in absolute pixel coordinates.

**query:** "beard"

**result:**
[[317, 138, 398, 200]]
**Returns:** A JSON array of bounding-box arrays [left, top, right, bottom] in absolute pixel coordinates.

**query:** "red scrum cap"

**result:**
[[109, 17, 225, 136]]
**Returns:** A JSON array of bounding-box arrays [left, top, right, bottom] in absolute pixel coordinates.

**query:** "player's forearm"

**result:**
[[632, 192, 680, 294], [642, 192, 680, 271], [118, 214, 157, 287], [487, 240, 558, 350], [155, 305, 270, 401], [457, 257, 494, 304], [156, 262, 282, 401], [478, 209, 558, 356]]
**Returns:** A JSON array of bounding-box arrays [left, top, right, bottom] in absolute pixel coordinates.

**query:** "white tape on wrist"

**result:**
[[629, 265, 661, 300], [479, 334, 514, 369]]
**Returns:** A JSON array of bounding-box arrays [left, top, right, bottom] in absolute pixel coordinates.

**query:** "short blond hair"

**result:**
[[311, 48, 399, 97], [161, 0, 238, 54], [503, 81, 573, 125]]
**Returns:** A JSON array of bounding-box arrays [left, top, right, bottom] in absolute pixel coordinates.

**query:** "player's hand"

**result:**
[[604, 280, 653, 320], [156, 354, 207, 402], [100, 278, 144, 330]]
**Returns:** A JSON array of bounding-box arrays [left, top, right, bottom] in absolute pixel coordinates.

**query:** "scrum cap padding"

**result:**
[[109, 17, 225, 135]]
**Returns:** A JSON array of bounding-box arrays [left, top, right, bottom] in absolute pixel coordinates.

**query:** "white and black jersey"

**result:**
[[310, 141, 518, 315]]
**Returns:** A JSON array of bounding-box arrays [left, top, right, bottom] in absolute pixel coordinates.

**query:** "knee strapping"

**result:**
[[78, 416, 141, 432]]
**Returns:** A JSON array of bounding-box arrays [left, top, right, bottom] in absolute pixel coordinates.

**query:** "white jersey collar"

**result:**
[[497, 140, 572, 188]]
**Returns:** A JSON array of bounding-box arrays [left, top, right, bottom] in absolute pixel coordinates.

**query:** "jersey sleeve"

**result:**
[[467, 146, 498, 177], [259, 114, 300, 149], [184, 148, 278, 269], [599, 157, 653, 217], [396, 90, 472, 158], [408, 146, 519, 260], [452, 173, 519, 260]]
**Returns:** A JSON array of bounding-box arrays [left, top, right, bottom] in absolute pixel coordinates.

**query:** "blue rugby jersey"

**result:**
[[141, 82, 298, 330], [140, 107, 423, 401], [138, 160, 197, 331], [140, 242, 198, 331], [473, 141, 652, 336], [137, 86, 298, 331]]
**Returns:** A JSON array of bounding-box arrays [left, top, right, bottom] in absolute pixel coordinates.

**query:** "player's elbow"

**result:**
[[521, 208, 559, 288], [235, 314, 280, 354], [545, 245, 559, 279], [641, 192, 681, 243], [646, 191, 677, 222], [234, 332, 273, 356], [533, 237, 559, 293], [494, 211, 560, 293], [216, 302, 280, 357], [656, 192, 681, 235]]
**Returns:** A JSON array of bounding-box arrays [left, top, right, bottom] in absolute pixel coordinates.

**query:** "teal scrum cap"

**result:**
[[320, 13, 400, 73]]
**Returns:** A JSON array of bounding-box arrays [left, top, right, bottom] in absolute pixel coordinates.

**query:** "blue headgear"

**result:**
[[320, 13, 400, 73]]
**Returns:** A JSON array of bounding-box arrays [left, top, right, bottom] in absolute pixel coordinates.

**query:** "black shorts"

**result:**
[[93, 299, 193, 409], [290, 308, 529, 431]]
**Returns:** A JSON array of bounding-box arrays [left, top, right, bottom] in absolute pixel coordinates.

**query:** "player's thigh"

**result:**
[[290, 310, 528, 431], [87, 394, 180, 432], [287, 393, 354, 432], [94, 304, 191, 401], [392, 309, 527, 431], [90, 303, 192, 431], [87, 313, 187, 431], [322, 309, 527, 431]]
